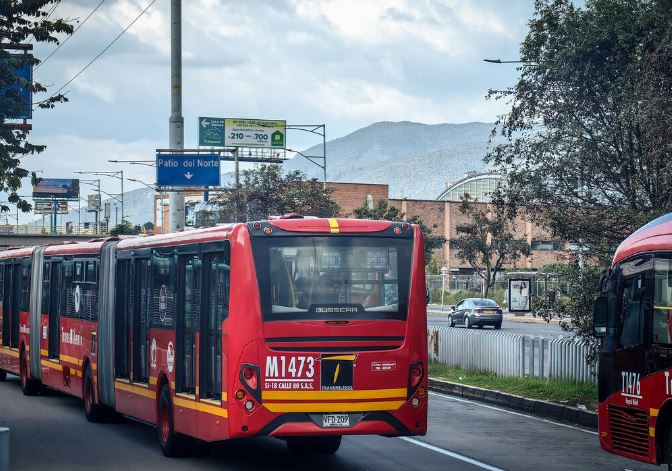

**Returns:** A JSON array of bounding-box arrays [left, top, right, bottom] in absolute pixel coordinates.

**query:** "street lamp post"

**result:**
[[168, 0, 185, 232]]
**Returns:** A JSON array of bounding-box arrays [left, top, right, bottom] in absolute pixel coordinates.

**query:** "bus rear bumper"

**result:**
[[256, 411, 412, 437]]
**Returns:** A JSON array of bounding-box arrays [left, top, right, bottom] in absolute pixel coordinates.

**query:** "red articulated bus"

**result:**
[[595, 212, 672, 468], [0, 217, 428, 455]]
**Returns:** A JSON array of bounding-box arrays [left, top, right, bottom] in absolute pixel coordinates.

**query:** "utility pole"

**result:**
[[168, 0, 184, 232]]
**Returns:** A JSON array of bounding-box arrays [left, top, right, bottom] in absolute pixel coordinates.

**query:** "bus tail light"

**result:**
[[408, 361, 424, 398], [239, 364, 261, 403]]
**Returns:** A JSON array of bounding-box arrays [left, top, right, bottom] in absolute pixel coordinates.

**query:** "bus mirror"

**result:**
[[593, 296, 608, 338]]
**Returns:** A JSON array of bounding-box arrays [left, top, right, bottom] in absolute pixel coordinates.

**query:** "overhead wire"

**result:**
[[27, 0, 62, 44], [41, 0, 157, 105], [36, 0, 107, 70]]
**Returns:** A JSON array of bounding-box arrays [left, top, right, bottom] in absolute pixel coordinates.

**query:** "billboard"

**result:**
[[34, 200, 69, 214], [87, 194, 101, 210], [1, 53, 33, 120], [32, 178, 80, 200], [508, 278, 532, 313], [224, 119, 286, 148]]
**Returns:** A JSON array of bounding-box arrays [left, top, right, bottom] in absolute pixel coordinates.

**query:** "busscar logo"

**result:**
[[320, 354, 355, 391], [315, 306, 358, 313]]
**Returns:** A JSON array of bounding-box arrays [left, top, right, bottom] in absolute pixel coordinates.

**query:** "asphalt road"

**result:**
[[428, 312, 570, 338], [0, 375, 658, 470]]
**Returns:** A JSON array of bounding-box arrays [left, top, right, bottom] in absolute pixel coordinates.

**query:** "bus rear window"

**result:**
[[252, 236, 412, 321]]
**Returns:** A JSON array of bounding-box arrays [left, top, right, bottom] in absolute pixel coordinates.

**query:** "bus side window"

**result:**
[[619, 275, 646, 348]]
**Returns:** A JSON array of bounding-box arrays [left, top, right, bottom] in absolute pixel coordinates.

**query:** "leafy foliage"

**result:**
[[487, 0, 672, 345], [109, 220, 151, 236], [453, 197, 531, 297], [352, 199, 445, 264], [0, 2, 73, 213], [533, 261, 602, 363], [487, 0, 672, 261], [215, 165, 340, 222]]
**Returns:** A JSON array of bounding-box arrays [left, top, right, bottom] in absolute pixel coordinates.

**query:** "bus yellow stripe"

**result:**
[[174, 397, 228, 418], [40, 349, 48, 356], [321, 354, 357, 361], [651, 408, 659, 417], [262, 388, 406, 401], [115, 381, 155, 399], [264, 400, 404, 413], [0, 347, 19, 358], [41, 359, 63, 371], [328, 218, 339, 234], [59, 354, 82, 366]]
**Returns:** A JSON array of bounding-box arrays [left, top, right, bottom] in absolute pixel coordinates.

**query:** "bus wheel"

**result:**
[[0, 369, 6, 381], [83, 366, 104, 422], [20, 351, 39, 396], [286, 436, 342, 455], [158, 384, 183, 457]]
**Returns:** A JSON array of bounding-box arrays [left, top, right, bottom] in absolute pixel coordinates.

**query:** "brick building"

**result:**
[[326, 177, 568, 273]]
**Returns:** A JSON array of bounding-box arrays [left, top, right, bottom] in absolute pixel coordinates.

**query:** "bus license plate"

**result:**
[[322, 413, 349, 428]]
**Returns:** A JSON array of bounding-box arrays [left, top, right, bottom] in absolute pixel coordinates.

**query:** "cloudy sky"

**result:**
[[23, 0, 536, 207]]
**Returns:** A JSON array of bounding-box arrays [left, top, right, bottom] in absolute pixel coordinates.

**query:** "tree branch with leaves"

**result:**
[[1, 1, 73, 213], [453, 197, 531, 297]]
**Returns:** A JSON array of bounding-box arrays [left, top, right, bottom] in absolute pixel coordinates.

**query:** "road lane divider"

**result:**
[[399, 437, 507, 471], [429, 391, 598, 436]]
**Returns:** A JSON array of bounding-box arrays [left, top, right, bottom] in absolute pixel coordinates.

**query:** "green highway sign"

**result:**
[[198, 117, 225, 147]]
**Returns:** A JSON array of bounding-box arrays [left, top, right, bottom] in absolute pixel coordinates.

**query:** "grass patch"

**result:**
[[429, 362, 596, 407]]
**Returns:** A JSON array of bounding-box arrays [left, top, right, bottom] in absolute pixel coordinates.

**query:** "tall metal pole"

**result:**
[[120, 170, 125, 224], [168, 0, 184, 232], [322, 125, 327, 189]]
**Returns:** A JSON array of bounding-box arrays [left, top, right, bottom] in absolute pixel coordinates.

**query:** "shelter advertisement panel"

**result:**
[[224, 118, 286, 148], [32, 179, 79, 200], [508, 278, 531, 312]]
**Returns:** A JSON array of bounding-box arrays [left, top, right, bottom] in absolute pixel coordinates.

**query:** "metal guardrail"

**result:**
[[0, 225, 109, 236], [428, 325, 595, 383]]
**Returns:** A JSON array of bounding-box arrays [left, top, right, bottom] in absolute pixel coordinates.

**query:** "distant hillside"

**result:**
[[283, 121, 499, 199]]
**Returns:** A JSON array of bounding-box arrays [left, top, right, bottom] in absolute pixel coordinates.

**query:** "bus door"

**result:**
[[133, 258, 151, 384], [177, 254, 199, 395], [48, 262, 61, 360], [612, 257, 652, 403], [1, 264, 11, 347], [115, 259, 131, 380], [10, 262, 20, 348], [199, 244, 230, 403]]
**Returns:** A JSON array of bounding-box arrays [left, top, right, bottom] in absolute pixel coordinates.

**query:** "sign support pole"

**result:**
[[168, 0, 185, 232]]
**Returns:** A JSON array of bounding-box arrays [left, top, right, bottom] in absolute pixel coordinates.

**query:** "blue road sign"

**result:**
[[1, 54, 33, 119], [198, 117, 225, 147], [156, 154, 221, 187]]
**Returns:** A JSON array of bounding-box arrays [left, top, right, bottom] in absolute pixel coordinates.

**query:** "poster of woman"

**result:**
[[508, 279, 531, 312]]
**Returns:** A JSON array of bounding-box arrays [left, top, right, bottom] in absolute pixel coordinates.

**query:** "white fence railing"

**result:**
[[428, 325, 595, 383]]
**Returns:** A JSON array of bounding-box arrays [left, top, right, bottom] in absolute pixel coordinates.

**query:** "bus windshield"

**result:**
[[653, 258, 672, 345], [251, 236, 412, 321]]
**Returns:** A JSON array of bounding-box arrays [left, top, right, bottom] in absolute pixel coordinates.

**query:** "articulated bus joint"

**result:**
[[256, 411, 410, 437]]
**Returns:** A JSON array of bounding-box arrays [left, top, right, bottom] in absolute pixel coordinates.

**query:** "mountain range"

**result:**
[[284, 121, 498, 199], [24, 121, 498, 227]]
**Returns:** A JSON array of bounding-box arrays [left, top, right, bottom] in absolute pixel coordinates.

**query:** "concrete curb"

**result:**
[[428, 377, 597, 429]]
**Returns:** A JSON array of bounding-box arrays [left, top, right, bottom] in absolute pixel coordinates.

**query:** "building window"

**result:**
[[531, 241, 563, 251]]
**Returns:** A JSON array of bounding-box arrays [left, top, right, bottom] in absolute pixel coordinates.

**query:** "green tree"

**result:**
[[110, 220, 140, 236], [1, 2, 73, 213], [487, 0, 672, 338], [216, 165, 340, 221], [488, 0, 672, 257], [352, 199, 445, 264], [453, 197, 531, 297]]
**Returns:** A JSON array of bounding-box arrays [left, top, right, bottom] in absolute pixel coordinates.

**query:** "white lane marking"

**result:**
[[429, 391, 598, 436], [400, 437, 507, 471]]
